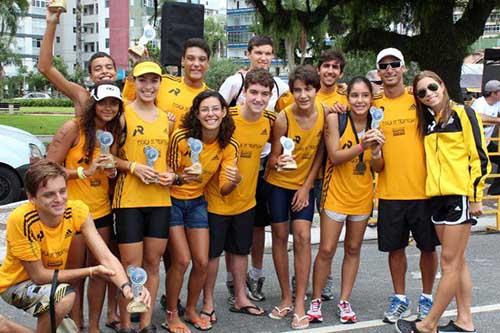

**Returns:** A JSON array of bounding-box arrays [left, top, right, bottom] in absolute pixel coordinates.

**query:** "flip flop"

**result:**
[[105, 320, 120, 332], [268, 305, 293, 320], [291, 313, 310, 330], [200, 310, 217, 324], [161, 321, 191, 333], [184, 317, 212, 331], [229, 305, 266, 317]]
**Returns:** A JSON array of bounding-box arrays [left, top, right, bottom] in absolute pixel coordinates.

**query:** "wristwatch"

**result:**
[[120, 281, 131, 297], [174, 174, 183, 186]]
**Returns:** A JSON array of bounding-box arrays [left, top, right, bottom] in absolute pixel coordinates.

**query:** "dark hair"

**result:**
[[25, 160, 67, 196], [80, 81, 124, 163], [181, 90, 235, 149], [347, 76, 373, 97], [247, 36, 274, 53], [244, 68, 274, 91], [412, 70, 451, 137], [183, 38, 211, 59], [87, 52, 116, 74], [288, 65, 321, 92], [317, 49, 346, 73]]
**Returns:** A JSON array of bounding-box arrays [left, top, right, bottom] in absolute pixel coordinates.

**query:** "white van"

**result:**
[[0, 125, 46, 205]]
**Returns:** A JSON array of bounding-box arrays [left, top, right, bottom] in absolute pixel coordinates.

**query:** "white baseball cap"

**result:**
[[484, 80, 500, 93], [91, 83, 122, 102], [376, 48, 405, 66]]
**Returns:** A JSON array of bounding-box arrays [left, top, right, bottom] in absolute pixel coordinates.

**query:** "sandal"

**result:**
[[184, 316, 212, 331], [268, 305, 293, 320], [229, 305, 266, 317], [291, 313, 310, 330], [105, 320, 120, 332], [138, 324, 157, 333], [161, 310, 191, 333], [200, 310, 217, 324]]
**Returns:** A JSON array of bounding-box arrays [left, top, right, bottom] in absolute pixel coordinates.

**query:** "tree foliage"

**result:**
[[204, 58, 241, 90], [205, 16, 227, 59]]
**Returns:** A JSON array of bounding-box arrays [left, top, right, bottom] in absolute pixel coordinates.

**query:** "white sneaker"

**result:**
[[337, 300, 357, 324], [306, 298, 323, 323]]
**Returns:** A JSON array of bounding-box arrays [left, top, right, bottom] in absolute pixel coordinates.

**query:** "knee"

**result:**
[[192, 258, 209, 273], [344, 243, 361, 257], [317, 245, 334, 260], [294, 231, 310, 247], [172, 255, 191, 273], [272, 231, 289, 245], [389, 249, 405, 260], [143, 256, 161, 274], [440, 251, 463, 273], [56, 291, 76, 316]]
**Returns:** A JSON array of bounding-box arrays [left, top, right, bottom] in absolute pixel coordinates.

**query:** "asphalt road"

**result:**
[[2, 232, 499, 333]]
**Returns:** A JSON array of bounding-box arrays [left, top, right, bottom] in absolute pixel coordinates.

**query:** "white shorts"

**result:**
[[324, 209, 370, 223]]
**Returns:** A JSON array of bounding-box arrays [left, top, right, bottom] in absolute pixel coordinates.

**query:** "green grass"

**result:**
[[0, 114, 72, 135], [20, 106, 75, 114]]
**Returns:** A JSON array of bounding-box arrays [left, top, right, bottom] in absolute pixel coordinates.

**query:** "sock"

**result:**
[[249, 266, 263, 280], [395, 294, 407, 302], [421, 293, 433, 301], [226, 272, 233, 282]]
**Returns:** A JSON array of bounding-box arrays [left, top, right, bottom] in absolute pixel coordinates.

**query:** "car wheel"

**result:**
[[0, 166, 22, 205]]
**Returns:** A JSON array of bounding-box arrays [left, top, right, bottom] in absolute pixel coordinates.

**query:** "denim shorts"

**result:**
[[170, 196, 208, 228], [266, 182, 315, 223]]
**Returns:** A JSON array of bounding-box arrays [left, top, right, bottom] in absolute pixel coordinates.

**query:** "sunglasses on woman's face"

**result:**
[[416, 82, 439, 99]]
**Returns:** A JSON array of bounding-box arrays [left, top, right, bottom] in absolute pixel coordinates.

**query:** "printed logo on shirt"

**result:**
[[169, 88, 181, 96], [212, 155, 220, 161], [342, 140, 353, 150], [133, 125, 145, 136], [65, 229, 73, 238], [293, 135, 301, 144], [260, 128, 268, 135]]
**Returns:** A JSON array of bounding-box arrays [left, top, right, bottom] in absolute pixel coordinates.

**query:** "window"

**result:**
[[32, 38, 42, 49], [105, 0, 109, 8], [105, 18, 110, 28], [73, 45, 76, 51], [105, 38, 109, 48], [95, 3, 98, 14], [31, 0, 48, 8], [228, 31, 253, 44], [84, 42, 95, 53], [130, 18, 135, 27], [96, 23, 99, 33], [56, 37, 60, 43]]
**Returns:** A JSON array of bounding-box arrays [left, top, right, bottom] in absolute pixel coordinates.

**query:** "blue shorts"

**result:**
[[170, 196, 208, 229], [266, 182, 315, 223]]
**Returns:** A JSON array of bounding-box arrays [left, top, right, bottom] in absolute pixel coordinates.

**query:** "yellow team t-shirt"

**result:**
[[265, 103, 324, 190], [373, 89, 427, 200], [113, 105, 171, 208], [65, 129, 111, 219], [168, 128, 239, 200], [206, 107, 275, 215], [0, 200, 89, 293], [322, 114, 373, 215], [123, 75, 208, 129]]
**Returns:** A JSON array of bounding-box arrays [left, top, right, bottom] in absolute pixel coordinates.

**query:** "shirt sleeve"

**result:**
[[218, 75, 240, 104], [71, 200, 91, 233], [6, 209, 41, 262], [218, 139, 240, 191]]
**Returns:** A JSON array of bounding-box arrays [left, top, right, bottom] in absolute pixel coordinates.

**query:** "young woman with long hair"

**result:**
[[396, 71, 490, 333], [46, 81, 123, 333], [164, 90, 239, 333], [307, 76, 384, 324]]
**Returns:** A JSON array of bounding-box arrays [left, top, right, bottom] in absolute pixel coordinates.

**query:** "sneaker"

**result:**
[[395, 319, 421, 333], [292, 276, 307, 301], [226, 280, 235, 305], [383, 296, 411, 324], [306, 298, 323, 323], [337, 300, 357, 324], [416, 295, 433, 321], [438, 320, 477, 333], [321, 276, 334, 301], [246, 274, 266, 301]]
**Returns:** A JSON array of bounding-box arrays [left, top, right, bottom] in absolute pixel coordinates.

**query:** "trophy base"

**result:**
[[278, 161, 297, 171], [48, 0, 67, 12], [128, 45, 145, 57], [127, 301, 149, 313], [185, 163, 202, 175]]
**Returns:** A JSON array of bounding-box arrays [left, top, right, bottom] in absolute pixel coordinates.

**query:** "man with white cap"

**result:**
[[372, 48, 439, 324], [471, 79, 500, 194]]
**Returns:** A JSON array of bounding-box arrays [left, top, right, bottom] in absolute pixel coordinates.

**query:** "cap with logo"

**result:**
[[484, 80, 500, 93], [376, 48, 405, 66], [133, 61, 162, 77], [91, 83, 122, 102]]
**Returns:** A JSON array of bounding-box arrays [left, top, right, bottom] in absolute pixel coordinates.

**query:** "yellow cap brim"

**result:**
[[133, 61, 162, 77]]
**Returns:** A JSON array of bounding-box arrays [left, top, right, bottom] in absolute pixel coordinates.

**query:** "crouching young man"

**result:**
[[0, 160, 150, 333]]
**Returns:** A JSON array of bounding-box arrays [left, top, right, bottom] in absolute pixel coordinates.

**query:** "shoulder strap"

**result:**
[[229, 72, 245, 107], [273, 78, 279, 97], [338, 112, 348, 137], [49, 270, 59, 333]]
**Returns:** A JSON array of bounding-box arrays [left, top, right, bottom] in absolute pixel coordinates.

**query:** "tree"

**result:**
[[205, 16, 226, 58], [27, 56, 69, 92], [204, 58, 241, 90]]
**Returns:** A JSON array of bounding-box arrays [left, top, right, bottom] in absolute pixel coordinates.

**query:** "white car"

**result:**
[[14, 92, 51, 99], [0, 125, 46, 205]]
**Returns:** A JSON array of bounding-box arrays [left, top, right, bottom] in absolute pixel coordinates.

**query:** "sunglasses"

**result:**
[[377, 61, 402, 70], [371, 80, 383, 85], [416, 82, 439, 99]]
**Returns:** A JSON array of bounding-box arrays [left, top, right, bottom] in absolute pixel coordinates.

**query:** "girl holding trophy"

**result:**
[[307, 76, 385, 325], [112, 60, 176, 332], [164, 90, 240, 332], [46, 81, 123, 333]]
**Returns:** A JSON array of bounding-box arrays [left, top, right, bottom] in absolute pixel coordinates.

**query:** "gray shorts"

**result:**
[[1, 280, 74, 317]]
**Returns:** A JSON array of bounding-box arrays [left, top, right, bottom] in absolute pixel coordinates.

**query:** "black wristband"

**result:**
[[120, 281, 131, 297], [174, 174, 183, 186]]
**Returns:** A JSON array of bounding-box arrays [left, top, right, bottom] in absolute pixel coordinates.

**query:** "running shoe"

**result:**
[[226, 280, 235, 305], [246, 274, 266, 301], [438, 320, 477, 333], [337, 300, 357, 324], [306, 298, 323, 323], [416, 295, 433, 321], [321, 275, 335, 301], [383, 295, 411, 324]]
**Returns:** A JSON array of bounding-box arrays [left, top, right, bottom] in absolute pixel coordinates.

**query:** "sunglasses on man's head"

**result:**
[[377, 61, 402, 70], [416, 82, 439, 99]]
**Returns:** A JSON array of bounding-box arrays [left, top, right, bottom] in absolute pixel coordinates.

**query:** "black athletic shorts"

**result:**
[[254, 172, 271, 227], [114, 207, 170, 244], [208, 207, 256, 258], [94, 214, 113, 229], [377, 199, 439, 252], [429, 195, 476, 225]]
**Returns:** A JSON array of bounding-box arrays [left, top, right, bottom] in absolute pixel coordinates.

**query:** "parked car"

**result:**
[[14, 92, 51, 100], [0, 125, 46, 205]]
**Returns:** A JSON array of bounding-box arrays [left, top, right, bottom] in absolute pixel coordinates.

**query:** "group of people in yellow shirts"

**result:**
[[0, 5, 491, 333]]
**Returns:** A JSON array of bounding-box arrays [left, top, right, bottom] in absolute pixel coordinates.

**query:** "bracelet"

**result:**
[[77, 166, 87, 180], [129, 161, 137, 174], [358, 143, 364, 153], [89, 266, 94, 278], [174, 174, 182, 186]]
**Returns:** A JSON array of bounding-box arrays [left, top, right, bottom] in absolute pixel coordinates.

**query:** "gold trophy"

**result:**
[[185, 138, 203, 175], [48, 0, 67, 13], [278, 136, 297, 171]]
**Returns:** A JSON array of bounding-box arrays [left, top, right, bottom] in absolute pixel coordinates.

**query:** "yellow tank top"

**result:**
[[64, 129, 111, 219], [322, 115, 373, 215], [113, 105, 171, 208], [265, 103, 324, 190], [206, 107, 275, 215], [168, 129, 239, 200]]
